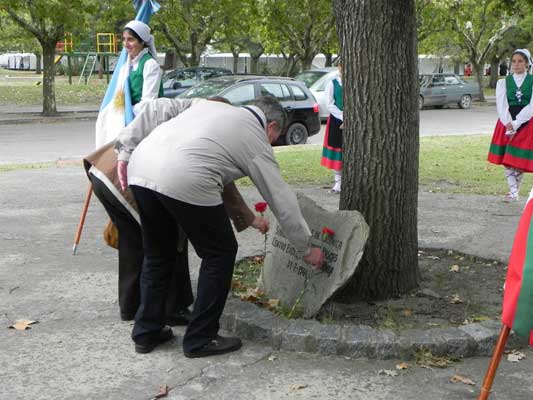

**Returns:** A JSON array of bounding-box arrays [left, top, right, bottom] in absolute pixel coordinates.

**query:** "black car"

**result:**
[[178, 75, 321, 145], [162, 67, 233, 98]]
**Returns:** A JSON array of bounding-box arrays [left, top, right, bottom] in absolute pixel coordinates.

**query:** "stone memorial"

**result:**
[[259, 193, 369, 317]]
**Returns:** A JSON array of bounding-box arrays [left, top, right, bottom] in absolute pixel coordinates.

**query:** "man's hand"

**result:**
[[303, 247, 325, 268], [251, 216, 270, 234], [117, 160, 128, 191]]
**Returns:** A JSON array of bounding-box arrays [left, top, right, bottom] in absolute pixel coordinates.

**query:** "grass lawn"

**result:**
[[237, 134, 531, 197], [0, 68, 107, 106]]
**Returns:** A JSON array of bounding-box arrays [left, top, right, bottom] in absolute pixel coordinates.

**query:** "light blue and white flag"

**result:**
[[95, 0, 160, 148]]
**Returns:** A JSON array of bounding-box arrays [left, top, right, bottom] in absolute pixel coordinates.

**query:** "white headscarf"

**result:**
[[124, 20, 157, 59], [513, 48, 532, 67]]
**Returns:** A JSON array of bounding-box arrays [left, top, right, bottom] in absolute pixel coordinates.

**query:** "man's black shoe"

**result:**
[[120, 312, 136, 321], [134, 326, 174, 354], [165, 307, 192, 326], [184, 335, 242, 358]]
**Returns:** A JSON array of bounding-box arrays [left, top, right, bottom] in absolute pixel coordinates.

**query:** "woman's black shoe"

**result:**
[[184, 335, 242, 358], [134, 326, 174, 354], [165, 307, 192, 326]]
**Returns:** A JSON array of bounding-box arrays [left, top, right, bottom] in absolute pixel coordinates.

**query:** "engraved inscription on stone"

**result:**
[[259, 193, 369, 317]]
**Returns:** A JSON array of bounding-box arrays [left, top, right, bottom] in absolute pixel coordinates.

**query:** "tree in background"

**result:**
[[262, 0, 335, 73], [333, 0, 420, 300], [0, 0, 95, 115], [153, 0, 227, 67]]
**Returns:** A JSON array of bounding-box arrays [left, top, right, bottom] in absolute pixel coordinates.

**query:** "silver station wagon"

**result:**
[[419, 73, 481, 110]]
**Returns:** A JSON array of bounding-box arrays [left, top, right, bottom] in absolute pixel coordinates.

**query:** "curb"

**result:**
[[220, 260, 526, 360], [0, 111, 98, 125]]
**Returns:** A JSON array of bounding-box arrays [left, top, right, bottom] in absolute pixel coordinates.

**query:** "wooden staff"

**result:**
[[478, 325, 511, 400], [72, 184, 93, 255]]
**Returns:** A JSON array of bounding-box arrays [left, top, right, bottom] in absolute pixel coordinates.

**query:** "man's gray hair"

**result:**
[[252, 95, 287, 132]]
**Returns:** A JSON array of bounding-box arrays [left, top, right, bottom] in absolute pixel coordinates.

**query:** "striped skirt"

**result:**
[[321, 114, 343, 171]]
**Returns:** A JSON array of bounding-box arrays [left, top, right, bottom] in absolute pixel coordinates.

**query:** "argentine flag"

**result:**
[[95, 0, 160, 148]]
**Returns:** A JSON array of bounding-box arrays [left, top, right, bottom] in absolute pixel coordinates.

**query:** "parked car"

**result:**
[[178, 75, 321, 145], [294, 67, 337, 88], [162, 67, 233, 98], [419, 73, 480, 110]]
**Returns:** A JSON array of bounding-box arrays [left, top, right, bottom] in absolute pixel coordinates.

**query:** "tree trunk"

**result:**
[[489, 57, 499, 89], [472, 61, 486, 102], [250, 56, 260, 74], [164, 50, 177, 70], [333, 0, 420, 300], [35, 53, 42, 74], [231, 47, 240, 73], [324, 52, 333, 67], [41, 42, 58, 116]]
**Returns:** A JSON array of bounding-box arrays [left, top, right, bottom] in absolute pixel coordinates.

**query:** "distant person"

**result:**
[[499, 62, 508, 76], [464, 63, 472, 77], [320, 58, 343, 194], [487, 49, 533, 202]]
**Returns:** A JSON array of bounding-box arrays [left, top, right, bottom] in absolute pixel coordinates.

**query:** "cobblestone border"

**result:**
[[221, 295, 526, 359]]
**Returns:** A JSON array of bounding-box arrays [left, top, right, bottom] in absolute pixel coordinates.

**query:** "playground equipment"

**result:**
[[55, 32, 121, 85]]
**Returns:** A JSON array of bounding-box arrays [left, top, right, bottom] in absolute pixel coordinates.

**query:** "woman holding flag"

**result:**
[[487, 49, 533, 202]]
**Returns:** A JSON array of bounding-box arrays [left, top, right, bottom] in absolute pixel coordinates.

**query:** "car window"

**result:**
[[199, 69, 229, 81], [259, 83, 292, 101], [431, 75, 445, 86], [444, 76, 461, 85], [310, 72, 337, 91], [179, 80, 232, 98], [175, 70, 197, 86], [289, 84, 308, 101], [294, 71, 325, 87], [223, 84, 256, 105]]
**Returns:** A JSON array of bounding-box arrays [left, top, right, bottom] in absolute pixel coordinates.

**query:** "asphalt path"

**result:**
[[0, 104, 496, 164]]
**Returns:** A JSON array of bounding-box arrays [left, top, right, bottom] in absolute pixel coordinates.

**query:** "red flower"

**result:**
[[255, 202, 268, 213], [322, 227, 335, 236]]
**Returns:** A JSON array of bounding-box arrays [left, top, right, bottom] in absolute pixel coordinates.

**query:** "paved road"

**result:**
[[307, 104, 496, 144], [0, 105, 496, 164]]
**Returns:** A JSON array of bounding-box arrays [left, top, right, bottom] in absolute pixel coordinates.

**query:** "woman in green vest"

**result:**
[[320, 58, 343, 193], [123, 20, 164, 116], [488, 49, 533, 202]]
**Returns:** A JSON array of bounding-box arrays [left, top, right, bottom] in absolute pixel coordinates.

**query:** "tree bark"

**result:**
[[333, 0, 420, 300], [41, 41, 58, 116], [489, 57, 499, 89], [472, 61, 486, 102], [35, 53, 42, 74]]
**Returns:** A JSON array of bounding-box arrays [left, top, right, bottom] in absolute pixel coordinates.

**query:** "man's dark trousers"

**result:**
[[89, 175, 194, 318], [130, 185, 238, 353]]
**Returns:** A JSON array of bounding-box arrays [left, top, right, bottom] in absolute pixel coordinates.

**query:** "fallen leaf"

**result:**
[[450, 265, 460, 273], [154, 385, 169, 399], [268, 355, 277, 361], [450, 294, 463, 304], [507, 350, 526, 363], [378, 369, 398, 377], [402, 309, 413, 317], [396, 362, 411, 370], [267, 298, 280, 310], [450, 374, 476, 386], [289, 384, 308, 391], [8, 319, 38, 330], [427, 255, 440, 260]]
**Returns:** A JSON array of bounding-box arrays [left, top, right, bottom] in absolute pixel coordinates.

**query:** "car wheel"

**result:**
[[284, 122, 308, 145], [458, 94, 472, 109], [419, 96, 424, 110]]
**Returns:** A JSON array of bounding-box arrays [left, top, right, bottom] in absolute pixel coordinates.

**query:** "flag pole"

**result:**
[[72, 183, 93, 255], [478, 325, 511, 400]]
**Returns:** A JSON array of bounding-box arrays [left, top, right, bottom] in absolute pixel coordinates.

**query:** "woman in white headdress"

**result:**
[[95, 20, 163, 149], [122, 20, 163, 116], [488, 48, 533, 202]]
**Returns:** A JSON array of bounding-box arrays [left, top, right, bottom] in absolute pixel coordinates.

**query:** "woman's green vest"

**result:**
[[129, 52, 164, 105]]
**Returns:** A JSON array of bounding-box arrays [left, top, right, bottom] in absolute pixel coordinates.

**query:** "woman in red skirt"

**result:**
[[488, 49, 533, 202], [321, 58, 343, 193]]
